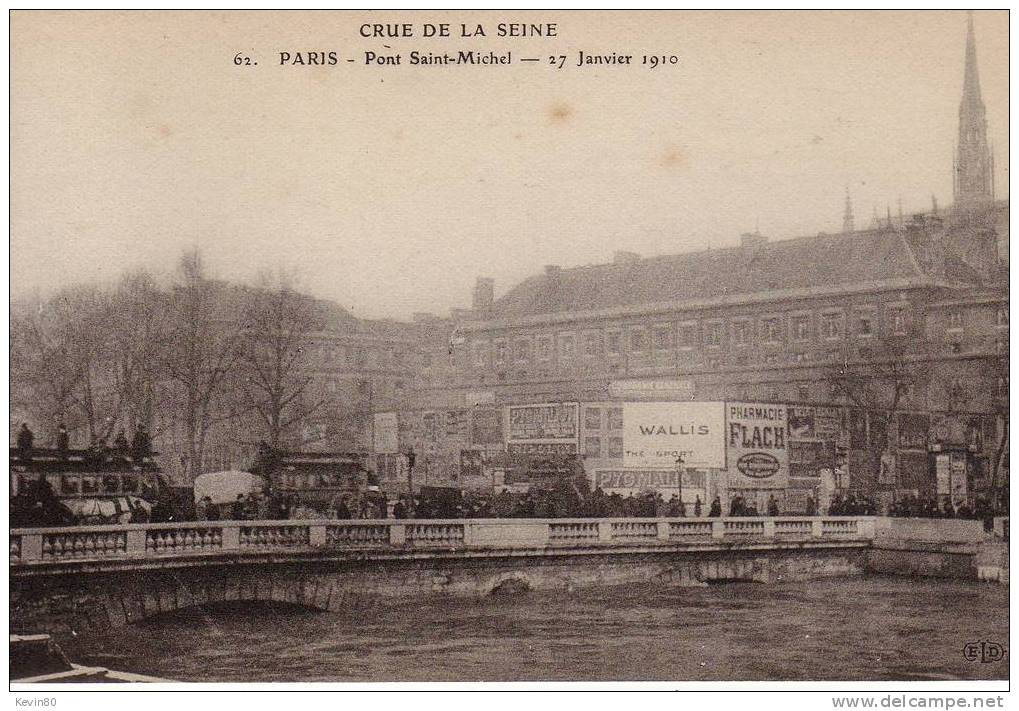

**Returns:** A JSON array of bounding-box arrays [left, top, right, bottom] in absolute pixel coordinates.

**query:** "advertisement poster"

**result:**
[[470, 408, 503, 446], [506, 403, 579, 443], [788, 406, 815, 440], [621, 401, 725, 469], [726, 402, 789, 489], [898, 413, 930, 451], [373, 412, 399, 454], [814, 406, 843, 441]]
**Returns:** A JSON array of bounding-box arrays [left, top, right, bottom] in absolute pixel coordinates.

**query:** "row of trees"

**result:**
[[10, 250, 331, 483]]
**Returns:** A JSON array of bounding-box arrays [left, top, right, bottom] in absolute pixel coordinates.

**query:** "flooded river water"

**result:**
[[66, 576, 1008, 682]]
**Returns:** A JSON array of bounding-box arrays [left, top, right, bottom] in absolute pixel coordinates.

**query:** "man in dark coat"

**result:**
[[16, 423, 34, 452]]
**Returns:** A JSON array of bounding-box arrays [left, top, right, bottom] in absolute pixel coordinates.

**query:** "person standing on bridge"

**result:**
[[767, 494, 780, 517], [709, 496, 722, 517], [16, 423, 34, 453], [55, 422, 69, 454]]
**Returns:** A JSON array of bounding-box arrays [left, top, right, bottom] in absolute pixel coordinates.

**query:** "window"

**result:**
[[585, 407, 602, 430], [494, 340, 507, 364], [537, 335, 552, 361], [996, 306, 1008, 327], [821, 312, 843, 340], [608, 437, 624, 458], [584, 437, 602, 458], [792, 315, 810, 342], [629, 327, 648, 353], [606, 330, 622, 355], [677, 322, 698, 350], [797, 384, 810, 401], [583, 331, 603, 357], [705, 321, 724, 348], [472, 341, 487, 367], [653, 325, 673, 351], [761, 317, 782, 344], [857, 313, 874, 337], [947, 311, 964, 331], [608, 408, 624, 430], [732, 321, 750, 346], [889, 307, 907, 335], [559, 333, 575, 359], [513, 338, 531, 362]]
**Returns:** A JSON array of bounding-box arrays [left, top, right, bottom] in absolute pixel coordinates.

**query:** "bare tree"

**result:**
[[108, 270, 169, 438], [162, 250, 244, 483], [987, 354, 1009, 510], [823, 333, 932, 490], [10, 285, 121, 445], [237, 269, 325, 449]]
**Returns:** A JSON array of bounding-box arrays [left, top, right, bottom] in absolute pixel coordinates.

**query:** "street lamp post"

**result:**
[[675, 454, 685, 508]]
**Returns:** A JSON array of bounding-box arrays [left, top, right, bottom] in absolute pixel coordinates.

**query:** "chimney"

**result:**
[[740, 232, 767, 248], [613, 251, 640, 264], [472, 277, 494, 312]]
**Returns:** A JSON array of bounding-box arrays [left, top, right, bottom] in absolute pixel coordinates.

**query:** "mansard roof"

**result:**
[[489, 229, 958, 320]]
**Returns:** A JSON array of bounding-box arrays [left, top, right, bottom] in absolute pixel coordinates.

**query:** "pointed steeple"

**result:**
[[954, 11, 994, 206], [842, 188, 854, 233], [962, 11, 983, 108]]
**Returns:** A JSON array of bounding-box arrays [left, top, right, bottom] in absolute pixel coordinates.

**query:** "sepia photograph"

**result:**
[[7, 8, 1010, 694]]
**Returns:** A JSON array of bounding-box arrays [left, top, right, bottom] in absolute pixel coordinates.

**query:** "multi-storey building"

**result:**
[[386, 15, 1008, 511]]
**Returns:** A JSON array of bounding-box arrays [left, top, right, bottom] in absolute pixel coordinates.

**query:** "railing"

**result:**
[[9, 517, 876, 565]]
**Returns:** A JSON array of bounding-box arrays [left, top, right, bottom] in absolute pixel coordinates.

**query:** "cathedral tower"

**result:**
[[953, 12, 994, 206]]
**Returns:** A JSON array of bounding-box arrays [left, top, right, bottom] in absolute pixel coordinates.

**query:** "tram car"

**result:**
[[10, 446, 168, 526], [250, 448, 386, 518]]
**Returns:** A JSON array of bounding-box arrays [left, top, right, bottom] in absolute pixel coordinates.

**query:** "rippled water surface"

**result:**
[[67, 576, 1008, 682]]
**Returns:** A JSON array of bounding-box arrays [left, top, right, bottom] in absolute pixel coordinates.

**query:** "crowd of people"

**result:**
[[886, 494, 1002, 520]]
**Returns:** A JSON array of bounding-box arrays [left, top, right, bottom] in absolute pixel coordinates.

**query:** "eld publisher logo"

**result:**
[[963, 640, 1005, 663]]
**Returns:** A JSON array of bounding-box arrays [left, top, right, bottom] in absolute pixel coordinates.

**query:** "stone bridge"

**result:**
[[10, 516, 875, 638]]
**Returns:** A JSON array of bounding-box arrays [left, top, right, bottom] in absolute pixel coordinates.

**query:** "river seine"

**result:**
[[66, 576, 1007, 682]]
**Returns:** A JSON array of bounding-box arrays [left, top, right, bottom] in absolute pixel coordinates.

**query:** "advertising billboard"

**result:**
[[726, 402, 789, 489], [621, 401, 725, 469], [506, 403, 579, 443]]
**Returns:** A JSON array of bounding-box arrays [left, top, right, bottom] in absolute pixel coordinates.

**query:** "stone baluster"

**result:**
[[20, 533, 42, 562], [711, 520, 725, 540], [656, 521, 670, 541], [598, 520, 613, 543], [222, 524, 240, 550]]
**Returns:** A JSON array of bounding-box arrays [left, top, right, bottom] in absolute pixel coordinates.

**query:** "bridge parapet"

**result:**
[[10, 516, 875, 568]]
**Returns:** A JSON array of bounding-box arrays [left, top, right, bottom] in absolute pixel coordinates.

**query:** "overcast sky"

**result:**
[[10, 10, 1009, 320]]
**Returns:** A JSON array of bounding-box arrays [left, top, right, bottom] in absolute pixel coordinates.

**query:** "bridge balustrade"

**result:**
[[9, 517, 876, 566]]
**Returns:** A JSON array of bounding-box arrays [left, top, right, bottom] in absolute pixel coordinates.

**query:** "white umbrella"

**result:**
[[194, 470, 265, 506]]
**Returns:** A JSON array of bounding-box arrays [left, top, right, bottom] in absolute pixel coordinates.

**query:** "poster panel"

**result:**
[[814, 406, 843, 441], [595, 469, 707, 496], [373, 412, 399, 454], [726, 402, 789, 489], [621, 401, 725, 469], [470, 408, 503, 445], [898, 413, 930, 451], [506, 403, 579, 444], [788, 406, 815, 440]]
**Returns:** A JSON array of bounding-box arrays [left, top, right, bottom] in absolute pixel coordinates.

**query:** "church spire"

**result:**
[[954, 11, 994, 206], [842, 188, 854, 232]]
